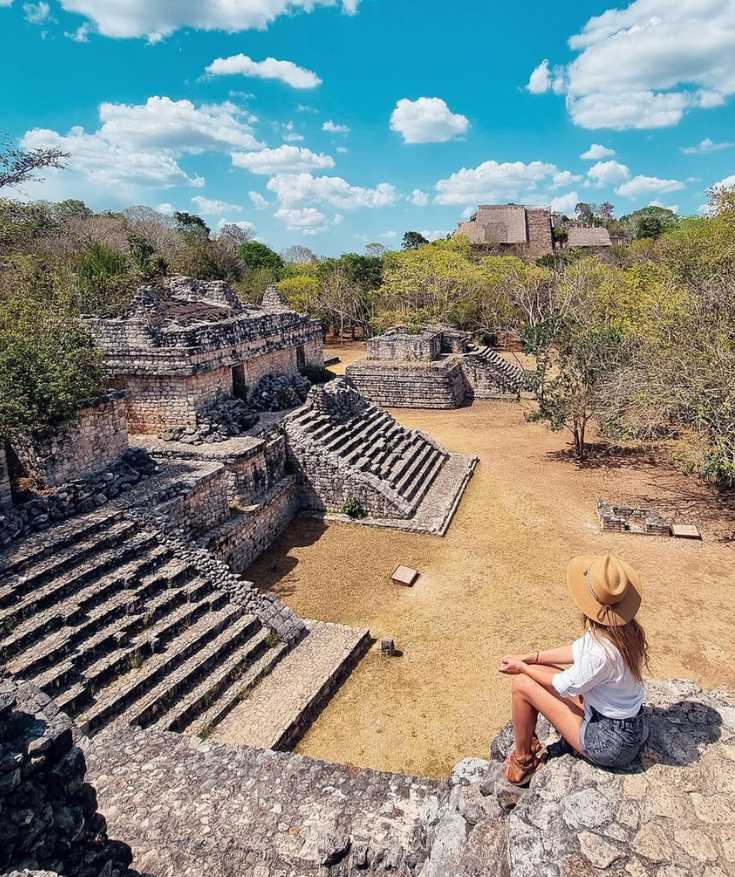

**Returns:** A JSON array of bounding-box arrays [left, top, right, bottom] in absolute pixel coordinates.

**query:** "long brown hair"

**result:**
[[584, 615, 650, 683]]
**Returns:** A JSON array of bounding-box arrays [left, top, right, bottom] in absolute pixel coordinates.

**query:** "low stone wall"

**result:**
[[346, 359, 467, 408], [204, 477, 300, 573], [0, 446, 12, 508], [11, 392, 129, 488], [367, 330, 442, 362], [154, 464, 231, 537], [0, 678, 135, 877]]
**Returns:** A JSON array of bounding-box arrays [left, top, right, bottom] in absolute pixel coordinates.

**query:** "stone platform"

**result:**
[[212, 620, 371, 750]]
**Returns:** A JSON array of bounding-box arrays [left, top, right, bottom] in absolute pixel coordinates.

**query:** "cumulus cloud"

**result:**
[[408, 189, 430, 207], [419, 229, 447, 242], [205, 54, 321, 89], [191, 195, 242, 215], [249, 191, 270, 210], [552, 170, 583, 188], [58, 0, 359, 41], [98, 97, 262, 152], [434, 160, 563, 205], [550, 191, 580, 215], [322, 120, 350, 134], [216, 218, 255, 233], [274, 207, 329, 234], [714, 173, 735, 188], [267, 173, 397, 210], [580, 143, 615, 160], [586, 160, 630, 186], [648, 200, 679, 213], [65, 22, 91, 41], [681, 137, 734, 155], [232, 145, 334, 175], [616, 175, 686, 198], [526, 0, 735, 129], [23, 2, 50, 24], [390, 97, 469, 144]]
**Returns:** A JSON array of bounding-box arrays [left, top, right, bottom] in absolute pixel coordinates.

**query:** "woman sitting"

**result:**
[[499, 553, 649, 785]]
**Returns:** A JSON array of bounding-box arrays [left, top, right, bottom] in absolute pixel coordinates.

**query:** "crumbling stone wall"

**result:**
[[11, 392, 129, 488], [0, 678, 135, 877], [346, 360, 467, 409], [525, 207, 554, 260], [367, 330, 442, 362]]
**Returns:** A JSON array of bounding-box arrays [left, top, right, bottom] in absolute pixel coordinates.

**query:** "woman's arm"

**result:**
[[500, 643, 574, 670]]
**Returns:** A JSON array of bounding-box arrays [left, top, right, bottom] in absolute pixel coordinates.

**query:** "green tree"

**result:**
[[402, 231, 429, 250], [175, 211, 210, 236], [239, 240, 284, 274]]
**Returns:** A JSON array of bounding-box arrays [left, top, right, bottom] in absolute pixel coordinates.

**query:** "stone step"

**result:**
[[320, 409, 384, 454], [181, 635, 290, 738], [0, 509, 125, 578], [395, 445, 442, 499], [385, 437, 425, 484], [79, 603, 243, 734], [404, 449, 445, 503], [0, 542, 174, 662], [336, 413, 392, 459], [128, 615, 264, 730], [0, 530, 161, 632], [0, 517, 140, 607]]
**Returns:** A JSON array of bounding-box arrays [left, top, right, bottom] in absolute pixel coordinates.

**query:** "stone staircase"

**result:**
[[0, 508, 290, 739], [462, 347, 528, 398], [287, 397, 448, 514]]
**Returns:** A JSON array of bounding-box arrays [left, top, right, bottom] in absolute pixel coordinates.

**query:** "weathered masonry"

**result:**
[[346, 326, 529, 409], [455, 203, 554, 259], [90, 276, 324, 434]]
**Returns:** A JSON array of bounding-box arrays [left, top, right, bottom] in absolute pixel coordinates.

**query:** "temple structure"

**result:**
[[454, 203, 554, 259]]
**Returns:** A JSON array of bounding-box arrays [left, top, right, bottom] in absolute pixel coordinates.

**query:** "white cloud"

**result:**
[[192, 195, 242, 215], [527, 0, 735, 129], [267, 173, 397, 210], [205, 54, 321, 89], [420, 229, 447, 242], [681, 137, 735, 155], [715, 174, 735, 188], [23, 2, 50, 23], [232, 145, 334, 175], [390, 97, 469, 144], [336, 146, 348, 154], [156, 203, 175, 215], [434, 160, 562, 205], [461, 206, 475, 219], [282, 121, 303, 143], [586, 160, 630, 186], [216, 218, 255, 233], [550, 191, 579, 215], [296, 104, 318, 114], [21, 125, 204, 191], [249, 191, 270, 210], [408, 189, 430, 207], [580, 143, 615, 160], [616, 175, 686, 198], [552, 170, 583, 188], [65, 22, 91, 41], [0, 1, 14, 6], [58, 0, 359, 40], [526, 59, 565, 95], [98, 97, 262, 152], [274, 206, 329, 234], [322, 120, 350, 134]]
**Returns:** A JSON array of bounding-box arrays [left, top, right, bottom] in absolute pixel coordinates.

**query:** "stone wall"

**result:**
[[526, 207, 554, 259], [0, 678, 135, 877], [115, 367, 233, 433], [204, 477, 300, 573], [11, 392, 129, 488], [0, 445, 12, 508], [155, 464, 231, 537], [367, 330, 442, 362], [346, 359, 467, 409]]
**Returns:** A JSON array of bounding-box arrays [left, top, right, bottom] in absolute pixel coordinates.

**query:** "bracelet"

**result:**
[[535, 651, 540, 665]]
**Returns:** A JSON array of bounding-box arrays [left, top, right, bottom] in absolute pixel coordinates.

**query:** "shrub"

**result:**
[[341, 497, 367, 519]]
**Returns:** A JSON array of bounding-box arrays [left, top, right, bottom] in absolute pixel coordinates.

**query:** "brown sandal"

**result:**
[[505, 751, 542, 786]]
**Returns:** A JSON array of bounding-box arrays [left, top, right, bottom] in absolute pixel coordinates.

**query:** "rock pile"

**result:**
[[0, 678, 135, 877], [159, 397, 259, 445], [307, 377, 368, 420], [422, 679, 735, 877], [0, 448, 157, 548], [249, 372, 311, 412]]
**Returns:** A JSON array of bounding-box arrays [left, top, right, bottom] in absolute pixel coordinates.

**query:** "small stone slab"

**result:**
[[391, 565, 419, 587], [671, 524, 702, 540]]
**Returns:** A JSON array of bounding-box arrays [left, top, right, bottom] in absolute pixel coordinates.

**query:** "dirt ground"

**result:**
[[245, 344, 735, 778]]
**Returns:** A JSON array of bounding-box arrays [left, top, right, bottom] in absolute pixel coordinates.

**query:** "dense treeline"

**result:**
[[1, 184, 734, 488]]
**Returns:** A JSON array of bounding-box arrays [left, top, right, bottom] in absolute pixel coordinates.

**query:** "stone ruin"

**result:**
[[346, 325, 529, 409], [454, 203, 555, 260]]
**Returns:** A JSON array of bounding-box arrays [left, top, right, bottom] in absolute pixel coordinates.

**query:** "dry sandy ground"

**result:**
[[245, 345, 735, 778]]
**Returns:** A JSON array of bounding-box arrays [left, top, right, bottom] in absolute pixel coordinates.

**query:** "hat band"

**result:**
[[586, 568, 618, 622]]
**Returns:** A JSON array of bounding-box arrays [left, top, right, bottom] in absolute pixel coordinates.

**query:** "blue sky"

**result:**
[[3, 0, 735, 254]]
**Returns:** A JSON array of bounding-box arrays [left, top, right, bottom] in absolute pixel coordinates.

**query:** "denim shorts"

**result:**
[[581, 707, 648, 768]]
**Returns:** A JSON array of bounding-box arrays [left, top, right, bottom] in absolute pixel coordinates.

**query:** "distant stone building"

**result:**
[[90, 276, 324, 434], [455, 204, 554, 259], [567, 226, 613, 249]]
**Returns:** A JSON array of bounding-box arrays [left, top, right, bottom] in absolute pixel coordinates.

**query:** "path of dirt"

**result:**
[[244, 345, 735, 778]]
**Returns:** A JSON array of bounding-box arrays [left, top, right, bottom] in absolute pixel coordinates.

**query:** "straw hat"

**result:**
[[567, 553, 642, 627]]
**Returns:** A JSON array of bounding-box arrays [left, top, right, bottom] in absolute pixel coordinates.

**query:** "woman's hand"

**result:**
[[498, 655, 528, 675]]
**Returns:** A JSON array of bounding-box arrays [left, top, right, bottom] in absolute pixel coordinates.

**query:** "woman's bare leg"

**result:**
[[511, 671, 585, 756]]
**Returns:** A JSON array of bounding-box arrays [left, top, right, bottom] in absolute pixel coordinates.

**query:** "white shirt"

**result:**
[[552, 631, 644, 720]]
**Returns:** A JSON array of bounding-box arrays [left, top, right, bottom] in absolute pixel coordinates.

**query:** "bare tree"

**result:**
[[282, 244, 315, 263], [0, 138, 68, 190]]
